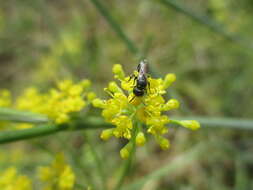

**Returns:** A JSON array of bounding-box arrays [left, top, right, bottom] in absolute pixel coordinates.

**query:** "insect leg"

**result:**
[[128, 74, 137, 83], [147, 81, 151, 93], [129, 95, 136, 103]]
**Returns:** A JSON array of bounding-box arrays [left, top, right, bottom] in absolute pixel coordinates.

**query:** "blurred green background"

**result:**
[[0, 0, 253, 189]]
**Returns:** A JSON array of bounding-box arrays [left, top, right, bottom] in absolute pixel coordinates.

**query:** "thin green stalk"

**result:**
[[158, 0, 252, 49], [85, 133, 107, 190], [0, 116, 252, 145], [0, 117, 111, 144], [0, 107, 49, 123], [89, 0, 159, 73], [113, 120, 138, 190], [0, 124, 63, 144], [89, 0, 139, 55], [172, 116, 253, 130]]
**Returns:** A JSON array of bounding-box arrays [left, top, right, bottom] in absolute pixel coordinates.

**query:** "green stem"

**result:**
[[172, 116, 253, 130], [0, 117, 111, 144], [0, 124, 63, 144], [0, 107, 49, 123], [89, 0, 139, 55], [158, 0, 251, 49], [85, 133, 107, 190], [0, 116, 252, 145], [113, 120, 138, 190]]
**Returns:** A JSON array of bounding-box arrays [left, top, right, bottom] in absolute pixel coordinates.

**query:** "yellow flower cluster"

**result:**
[[93, 64, 200, 158], [16, 79, 95, 124], [0, 167, 32, 190], [0, 89, 11, 107], [38, 153, 75, 190]]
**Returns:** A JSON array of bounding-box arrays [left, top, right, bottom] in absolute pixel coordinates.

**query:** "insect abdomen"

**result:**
[[133, 87, 145, 96]]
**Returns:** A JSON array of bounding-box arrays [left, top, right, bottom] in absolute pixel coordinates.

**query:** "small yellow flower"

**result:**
[[163, 99, 180, 110], [120, 146, 130, 159], [0, 167, 32, 190], [112, 64, 125, 80], [58, 166, 75, 189], [163, 73, 176, 89], [87, 92, 96, 101], [178, 120, 201, 130], [135, 132, 146, 146], [92, 98, 106, 108], [91, 63, 200, 157], [100, 129, 114, 140], [38, 153, 76, 190], [157, 136, 170, 150]]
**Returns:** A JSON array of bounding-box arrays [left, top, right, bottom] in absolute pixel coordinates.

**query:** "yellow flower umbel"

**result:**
[[16, 79, 94, 124], [93, 64, 200, 158], [38, 153, 76, 190], [0, 167, 32, 190]]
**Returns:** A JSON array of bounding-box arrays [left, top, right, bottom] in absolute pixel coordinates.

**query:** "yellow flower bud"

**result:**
[[179, 120, 200, 130], [87, 92, 97, 101], [69, 85, 83, 96], [120, 147, 129, 159], [100, 129, 114, 140], [92, 98, 106, 108], [163, 73, 176, 89], [38, 167, 52, 181], [81, 79, 91, 89], [56, 114, 69, 124], [163, 99, 180, 110], [58, 80, 73, 91], [59, 166, 75, 189], [121, 78, 132, 91], [108, 82, 122, 93], [158, 137, 170, 150], [0, 167, 32, 190], [135, 132, 146, 146], [112, 64, 125, 80]]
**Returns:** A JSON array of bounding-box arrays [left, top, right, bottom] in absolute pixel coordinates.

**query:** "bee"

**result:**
[[129, 60, 150, 102]]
